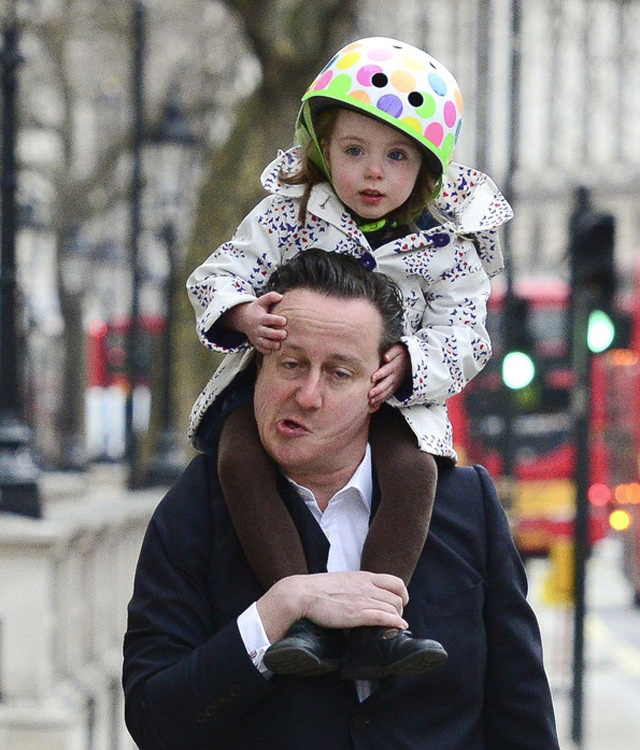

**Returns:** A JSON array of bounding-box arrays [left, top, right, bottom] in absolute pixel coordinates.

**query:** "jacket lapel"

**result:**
[[277, 475, 330, 574]]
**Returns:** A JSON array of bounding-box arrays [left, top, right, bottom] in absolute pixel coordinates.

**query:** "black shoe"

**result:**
[[263, 618, 341, 676], [340, 627, 447, 680]]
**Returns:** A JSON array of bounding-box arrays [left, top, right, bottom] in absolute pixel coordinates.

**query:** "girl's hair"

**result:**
[[280, 106, 443, 228]]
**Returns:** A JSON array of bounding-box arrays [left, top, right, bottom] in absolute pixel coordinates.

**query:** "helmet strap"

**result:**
[[432, 173, 444, 199], [299, 103, 332, 181]]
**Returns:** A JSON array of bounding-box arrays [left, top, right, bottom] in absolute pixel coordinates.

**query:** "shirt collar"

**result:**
[[287, 444, 373, 518]]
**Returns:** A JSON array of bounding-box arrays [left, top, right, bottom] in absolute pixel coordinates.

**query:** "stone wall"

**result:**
[[0, 469, 162, 750]]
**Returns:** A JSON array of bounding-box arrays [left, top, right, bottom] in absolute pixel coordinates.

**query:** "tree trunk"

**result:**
[[56, 241, 88, 470], [175, 0, 357, 439]]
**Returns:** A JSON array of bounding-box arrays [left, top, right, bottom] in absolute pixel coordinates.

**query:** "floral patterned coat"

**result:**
[[186, 148, 512, 459]]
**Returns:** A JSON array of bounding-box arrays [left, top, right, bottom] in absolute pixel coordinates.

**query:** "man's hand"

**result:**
[[368, 344, 411, 408], [256, 571, 409, 644], [222, 292, 287, 354]]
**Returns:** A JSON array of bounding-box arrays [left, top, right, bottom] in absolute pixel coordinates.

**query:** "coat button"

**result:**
[[432, 232, 451, 247], [359, 252, 377, 270]]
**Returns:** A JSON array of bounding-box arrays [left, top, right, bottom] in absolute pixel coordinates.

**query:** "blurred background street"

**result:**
[[528, 536, 640, 749]]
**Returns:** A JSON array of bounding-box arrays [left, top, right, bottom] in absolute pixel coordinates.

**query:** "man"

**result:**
[[123, 250, 559, 750]]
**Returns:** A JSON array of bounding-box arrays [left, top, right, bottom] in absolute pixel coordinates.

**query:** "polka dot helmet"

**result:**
[[296, 37, 464, 176]]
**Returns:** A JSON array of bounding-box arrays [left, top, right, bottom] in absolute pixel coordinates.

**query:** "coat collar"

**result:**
[[260, 147, 511, 277], [260, 147, 512, 233]]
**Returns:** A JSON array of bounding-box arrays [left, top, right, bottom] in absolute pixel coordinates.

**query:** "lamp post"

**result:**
[[145, 95, 197, 486], [498, 0, 522, 507], [125, 0, 146, 489], [0, 0, 41, 517]]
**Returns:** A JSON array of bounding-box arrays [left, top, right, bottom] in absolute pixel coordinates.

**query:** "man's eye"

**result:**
[[332, 369, 352, 381], [277, 358, 300, 375]]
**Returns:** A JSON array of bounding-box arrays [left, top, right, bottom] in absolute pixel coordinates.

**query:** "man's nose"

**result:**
[[294, 373, 323, 409]]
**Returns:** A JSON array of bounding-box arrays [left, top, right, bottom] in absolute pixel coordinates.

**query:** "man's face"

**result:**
[[254, 288, 382, 491]]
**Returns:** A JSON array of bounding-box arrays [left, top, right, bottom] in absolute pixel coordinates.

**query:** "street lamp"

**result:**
[[0, 0, 41, 517], [145, 93, 198, 486], [125, 0, 146, 489]]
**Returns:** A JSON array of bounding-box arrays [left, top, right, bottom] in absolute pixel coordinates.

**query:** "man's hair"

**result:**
[[265, 249, 405, 353]]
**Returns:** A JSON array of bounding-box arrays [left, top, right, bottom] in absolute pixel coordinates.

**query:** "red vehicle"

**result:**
[[85, 316, 165, 460], [592, 265, 640, 604], [450, 274, 635, 560], [87, 315, 166, 389]]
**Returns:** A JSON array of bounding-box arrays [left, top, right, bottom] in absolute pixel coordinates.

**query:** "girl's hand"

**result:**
[[223, 292, 287, 354], [368, 344, 411, 408]]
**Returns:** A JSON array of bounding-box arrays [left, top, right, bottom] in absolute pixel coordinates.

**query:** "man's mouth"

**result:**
[[277, 418, 310, 436]]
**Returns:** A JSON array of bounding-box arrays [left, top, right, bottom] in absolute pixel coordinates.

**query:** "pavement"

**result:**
[[527, 537, 640, 749]]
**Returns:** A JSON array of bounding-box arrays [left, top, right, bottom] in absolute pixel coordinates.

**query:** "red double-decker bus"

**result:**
[[87, 316, 166, 389], [592, 264, 640, 604], [85, 316, 165, 460], [451, 271, 640, 575]]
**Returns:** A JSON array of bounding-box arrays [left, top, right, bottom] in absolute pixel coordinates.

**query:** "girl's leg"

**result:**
[[361, 405, 437, 584], [340, 406, 446, 680], [218, 404, 308, 590]]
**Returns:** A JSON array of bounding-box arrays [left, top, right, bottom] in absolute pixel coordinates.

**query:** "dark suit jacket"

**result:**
[[123, 455, 559, 749]]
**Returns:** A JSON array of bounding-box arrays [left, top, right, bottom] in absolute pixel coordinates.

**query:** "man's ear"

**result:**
[[368, 400, 381, 415]]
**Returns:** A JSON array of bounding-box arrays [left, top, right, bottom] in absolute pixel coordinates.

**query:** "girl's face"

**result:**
[[324, 109, 423, 221]]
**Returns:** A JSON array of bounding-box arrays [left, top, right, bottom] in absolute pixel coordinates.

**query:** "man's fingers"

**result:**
[[361, 608, 409, 630], [271, 571, 411, 632], [369, 572, 410, 604]]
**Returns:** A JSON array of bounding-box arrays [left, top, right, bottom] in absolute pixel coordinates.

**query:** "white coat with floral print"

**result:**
[[187, 148, 512, 460]]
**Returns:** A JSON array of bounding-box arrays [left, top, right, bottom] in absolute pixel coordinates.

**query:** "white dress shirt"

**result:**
[[237, 446, 374, 695]]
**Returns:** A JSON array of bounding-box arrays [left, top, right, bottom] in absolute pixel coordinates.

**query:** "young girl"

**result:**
[[187, 37, 512, 679]]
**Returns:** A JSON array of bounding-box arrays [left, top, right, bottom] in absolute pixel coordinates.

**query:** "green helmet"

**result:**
[[296, 37, 464, 177]]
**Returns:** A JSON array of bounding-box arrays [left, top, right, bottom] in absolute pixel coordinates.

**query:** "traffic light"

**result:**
[[569, 187, 617, 354], [569, 189, 615, 310], [570, 212, 615, 306], [502, 350, 535, 390], [501, 295, 536, 390], [587, 309, 615, 353]]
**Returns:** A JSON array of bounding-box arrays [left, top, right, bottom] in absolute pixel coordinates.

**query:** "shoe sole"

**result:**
[[341, 650, 448, 681], [264, 647, 340, 677]]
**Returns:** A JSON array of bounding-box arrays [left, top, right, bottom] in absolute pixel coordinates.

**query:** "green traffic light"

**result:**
[[587, 309, 615, 353], [502, 350, 536, 390]]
